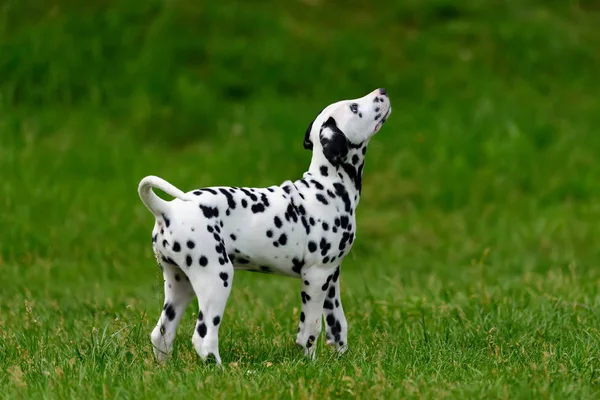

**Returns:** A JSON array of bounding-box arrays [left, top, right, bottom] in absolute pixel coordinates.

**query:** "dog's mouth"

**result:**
[[374, 106, 391, 133]]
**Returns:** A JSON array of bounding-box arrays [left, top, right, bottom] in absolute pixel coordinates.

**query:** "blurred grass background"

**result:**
[[1, 0, 600, 398]]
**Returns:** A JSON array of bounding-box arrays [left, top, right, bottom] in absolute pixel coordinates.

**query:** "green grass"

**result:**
[[1, 0, 600, 398]]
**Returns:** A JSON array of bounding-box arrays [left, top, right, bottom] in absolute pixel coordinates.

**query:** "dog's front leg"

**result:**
[[322, 266, 348, 354], [296, 265, 336, 359]]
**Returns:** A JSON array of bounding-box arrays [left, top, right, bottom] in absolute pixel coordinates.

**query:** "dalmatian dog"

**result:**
[[137, 88, 391, 365]]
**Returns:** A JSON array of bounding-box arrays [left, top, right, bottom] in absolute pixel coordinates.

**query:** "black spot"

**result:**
[[274, 216, 282, 228], [309, 217, 315, 226], [320, 238, 331, 256], [213, 233, 221, 242], [242, 199, 248, 208], [322, 222, 329, 231], [199, 256, 208, 267], [328, 286, 336, 298], [300, 312, 305, 322], [152, 234, 158, 243], [322, 275, 332, 291], [335, 299, 340, 308], [219, 188, 236, 209], [326, 314, 336, 327], [251, 203, 266, 213], [292, 258, 304, 274], [213, 316, 221, 326], [308, 241, 317, 252], [160, 228, 164, 235], [333, 183, 352, 212], [301, 216, 310, 234], [307, 335, 315, 348], [333, 267, 340, 282], [162, 214, 171, 228], [230, 234, 237, 241], [323, 256, 330, 263], [335, 218, 341, 227], [273, 242, 279, 247], [162, 239, 168, 247], [203, 188, 218, 195], [304, 280, 310, 285], [214, 224, 221, 233], [352, 154, 359, 165], [333, 321, 342, 335], [207, 226, 214, 233], [199, 205, 219, 218], [362, 146, 367, 155], [310, 180, 324, 190], [339, 232, 352, 251], [283, 185, 292, 194], [316, 194, 328, 205], [197, 323, 207, 338], [320, 166, 329, 177], [260, 265, 272, 272], [340, 216, 349, 229], [266, 230, 273, 238], [300, 179, 310, 188], [301, 291, 311, 304], [323, 300, 334, 310], [193, 190, 202, 196], [172, 241, 181, 252], [219, 272, 229, 284], [327, 190, 336, 198], [186, 255, 192, 267], [278, 234, 287, 245], [285, 203, 298, 223], [175, 274, 181, 282], [164, 303, 176, 321], [187, 240, 195, 249], [298, 205, 306, 215], [236, 257, 249, 264], [240, 188, 258, 201]]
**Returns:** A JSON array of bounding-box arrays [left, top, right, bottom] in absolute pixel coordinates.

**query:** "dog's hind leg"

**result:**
[[322, 266, 348, 354], [150, 256, 195, 363], [186, 245, 234, 366]]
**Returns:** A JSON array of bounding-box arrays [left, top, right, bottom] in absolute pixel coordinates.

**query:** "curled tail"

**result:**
[[138, 175, 192, 218]]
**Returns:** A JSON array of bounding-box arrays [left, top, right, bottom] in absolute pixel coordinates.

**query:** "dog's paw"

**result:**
[[152, 345, 172, 364]]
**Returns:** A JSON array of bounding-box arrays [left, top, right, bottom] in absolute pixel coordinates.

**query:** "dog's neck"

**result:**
[[305, 141, 369, 208]]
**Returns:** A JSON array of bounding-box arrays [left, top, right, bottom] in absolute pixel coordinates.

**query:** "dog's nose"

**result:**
[[379, 88, 387, 96]]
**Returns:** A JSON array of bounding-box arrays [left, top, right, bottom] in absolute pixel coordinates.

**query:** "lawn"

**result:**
[[1, 0, 600, 398]]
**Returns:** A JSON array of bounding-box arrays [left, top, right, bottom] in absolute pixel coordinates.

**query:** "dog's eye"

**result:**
[[349, 103, 359, 114]]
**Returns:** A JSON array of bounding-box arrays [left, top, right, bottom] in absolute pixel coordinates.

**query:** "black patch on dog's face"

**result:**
[[320, 117, 349, 166]]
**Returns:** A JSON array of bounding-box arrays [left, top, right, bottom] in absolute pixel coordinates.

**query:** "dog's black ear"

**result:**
[[304, 119, 315, 150], [320, 117, 349, 166]]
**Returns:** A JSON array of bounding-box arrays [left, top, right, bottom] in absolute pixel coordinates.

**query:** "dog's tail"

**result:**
[[138, 175, 192, 218]]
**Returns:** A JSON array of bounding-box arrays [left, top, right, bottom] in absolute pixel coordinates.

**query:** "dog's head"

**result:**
[[303, 88, 391, 166]]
